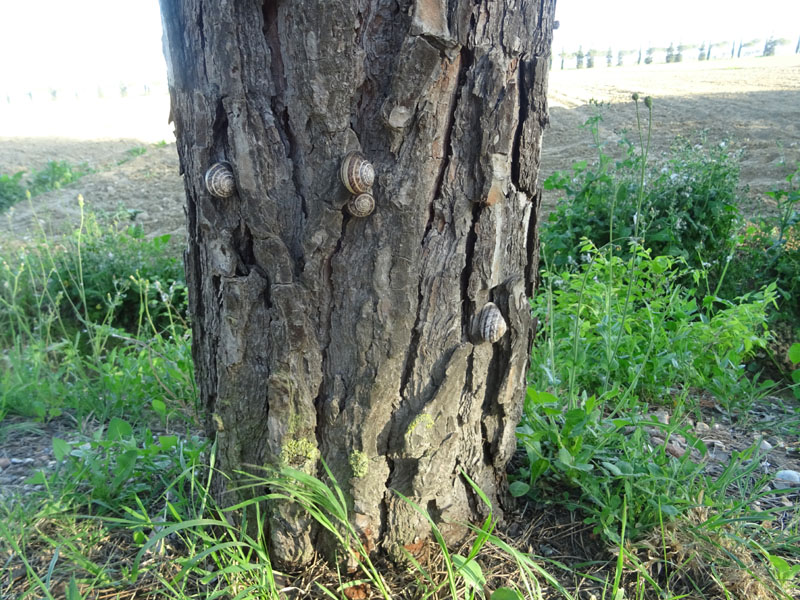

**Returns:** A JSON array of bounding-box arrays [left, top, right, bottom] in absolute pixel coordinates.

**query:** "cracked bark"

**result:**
[[159, 0, 556, 567]]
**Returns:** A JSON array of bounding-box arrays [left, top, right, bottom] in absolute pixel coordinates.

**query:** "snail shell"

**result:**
[[476, 302, 507, 344], [205, 161, 235, 198], [346, 192, 375, 218], [340, 151, 375, 194]]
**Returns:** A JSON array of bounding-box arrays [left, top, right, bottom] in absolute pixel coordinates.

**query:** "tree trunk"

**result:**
[[159, 0, 556, 566]]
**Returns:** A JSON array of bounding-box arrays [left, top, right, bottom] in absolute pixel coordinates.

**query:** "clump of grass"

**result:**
[[0, 171, 27, 211], [0, 197, 192, 422], [0, 159, 92, 212]]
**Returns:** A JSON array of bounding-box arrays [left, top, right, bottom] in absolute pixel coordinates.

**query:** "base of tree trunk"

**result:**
[[160, 0, 556, 567]]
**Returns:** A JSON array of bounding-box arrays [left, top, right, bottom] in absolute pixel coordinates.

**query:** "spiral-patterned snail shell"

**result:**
[[340, 151, 375, 194], [346, 192, 375, 218], [476, 302, 507, 344], [205, 161, 236, 198]]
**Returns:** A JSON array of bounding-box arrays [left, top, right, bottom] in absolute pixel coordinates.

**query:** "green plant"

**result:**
[[790, 343, 800, 398], [0, 209, 187, 341], [542, 114, 742, 284], [718, 164, 800, 377], [0, 171, 27, 210], [25, 420, 205, 512], [0, 159, 91, 212], [521, 97, 781, 555], [127, 146, 147, 157], [531, 240, 773, 404], [29, 160, 91, 195], [0, 203, 193, 423]]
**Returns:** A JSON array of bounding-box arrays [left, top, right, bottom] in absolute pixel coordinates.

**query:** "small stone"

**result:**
[[0, 458, 9, 468], [759, 440, 773, 452], [695, 422, 710, 434], [775, 470, 800, 487], [10, 458, 25, 465]]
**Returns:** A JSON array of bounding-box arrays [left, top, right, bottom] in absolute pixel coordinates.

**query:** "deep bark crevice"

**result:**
[[197, 1, 208, 81], [262, 1, 285, 99], [510, 58, 528, 190], [460, 200, 481, 336]]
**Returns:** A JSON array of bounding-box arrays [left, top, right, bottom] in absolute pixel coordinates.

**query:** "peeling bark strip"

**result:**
[[159, 0, 556, 566]]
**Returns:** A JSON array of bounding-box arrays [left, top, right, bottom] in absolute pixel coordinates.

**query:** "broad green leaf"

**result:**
[[452, 554, 486, 589], [53, 437, 70, 462], [557, 447, 574, 466], [789, 343, 800, 364], [660, 503, 679, 517], [508, 481, 530, 497], [492, 587, 523, 600], [112, 449, 140, 488], [159, 435, 178, 450], [527, 389, 560, 405], [151, 398, 167, 417], [107, 417, 132, 441], [24, 470, 47, 485]]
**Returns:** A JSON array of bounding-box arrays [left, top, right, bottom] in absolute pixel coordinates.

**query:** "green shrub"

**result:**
[[532, 240, 774, 404], [542, 116, 742, 286], [723, 165, 800, 314], [521, 239, 774, 545], [0, 171, 27, 210], [0, 212, 187, 340], [0, 207, 194, 423], [0, 160, 91, 212], [50, 217, 188, 334], [28, 160, 91, 195]]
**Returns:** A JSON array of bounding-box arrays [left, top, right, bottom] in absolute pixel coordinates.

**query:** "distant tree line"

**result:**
[[555, 35, 797, 69]]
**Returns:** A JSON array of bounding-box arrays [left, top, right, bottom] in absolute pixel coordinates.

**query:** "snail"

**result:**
[[205, 161, 236, 198], [346, 192, 375, 218], [475, 302, 507, 344], [340, 151, 375, 194]]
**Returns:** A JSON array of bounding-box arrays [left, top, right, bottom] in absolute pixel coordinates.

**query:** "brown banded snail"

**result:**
[[475, 302, 507, 344], [346, 192, 375, 218], [340, 151, 375, 195], [205, 161, 236, 198]]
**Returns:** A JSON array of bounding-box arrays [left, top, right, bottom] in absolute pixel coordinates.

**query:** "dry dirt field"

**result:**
[[0, 55, 798, 239]]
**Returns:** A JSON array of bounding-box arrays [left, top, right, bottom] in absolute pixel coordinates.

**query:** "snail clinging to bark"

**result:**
[[473, 302, 508, 344], [205, 161, 236, 198], [340, 151, 375, 194], [340, 151, 375, 217], [347, 193, 376, 218]]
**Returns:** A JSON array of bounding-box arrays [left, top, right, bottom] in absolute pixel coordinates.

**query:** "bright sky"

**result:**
[[554, 0, 800, 53], [0, 0, 798, 97], [0, 0, 165, 95]]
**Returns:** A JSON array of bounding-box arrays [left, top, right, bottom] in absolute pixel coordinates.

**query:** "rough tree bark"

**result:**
[[159, 0, 556, 566]]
